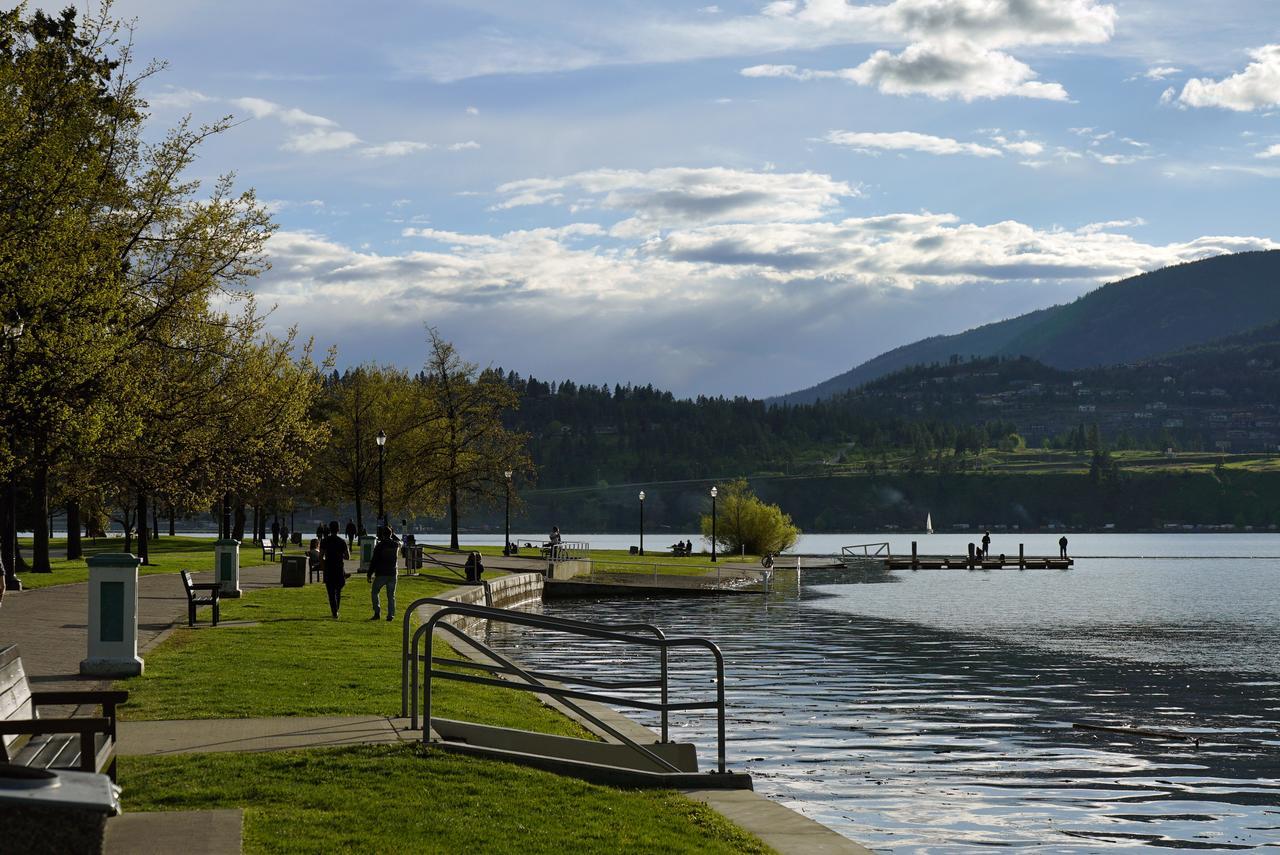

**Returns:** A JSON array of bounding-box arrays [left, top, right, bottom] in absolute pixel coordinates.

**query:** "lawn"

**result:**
[[120, 574, 588, 737], [119, 744, 771, 855], [13, 535, 276, 591]]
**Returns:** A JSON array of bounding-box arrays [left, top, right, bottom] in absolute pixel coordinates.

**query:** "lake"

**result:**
[[484, 534, 1280, 852]]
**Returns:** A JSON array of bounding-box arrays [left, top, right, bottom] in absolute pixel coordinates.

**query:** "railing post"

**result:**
[[660, 646, 669, 743], [911, 540, 918, 569]]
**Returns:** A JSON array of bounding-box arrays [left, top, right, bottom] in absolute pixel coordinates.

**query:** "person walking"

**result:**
[[1059, 535, 1069, 559], [368, 524, 400, 622], [320, 521, 351, 619], [345, 519, 357, 548]]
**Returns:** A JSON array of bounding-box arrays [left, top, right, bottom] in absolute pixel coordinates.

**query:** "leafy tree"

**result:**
[[407, 329, 531, 550], [699, 478, 800, 556]]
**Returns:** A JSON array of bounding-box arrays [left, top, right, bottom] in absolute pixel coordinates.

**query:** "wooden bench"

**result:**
[[0, 645, 127, 781], [180, 570, 221, 627], [261, 538, 281, 562]]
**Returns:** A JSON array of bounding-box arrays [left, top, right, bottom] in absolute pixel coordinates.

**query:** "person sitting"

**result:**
[[306, 537, 322, 581], [685, 539, 693, 554]]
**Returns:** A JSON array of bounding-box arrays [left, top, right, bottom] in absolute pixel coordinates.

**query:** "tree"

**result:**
[[407, 329, 531, 550], [700, 478, 800, 556]]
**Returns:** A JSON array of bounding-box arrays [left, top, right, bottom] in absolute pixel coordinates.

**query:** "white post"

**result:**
[[214, 538, 242, 598], [80, 553, 143, 677]]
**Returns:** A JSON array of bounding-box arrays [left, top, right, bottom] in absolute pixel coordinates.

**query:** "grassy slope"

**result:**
[[120, 745, 770, 855]]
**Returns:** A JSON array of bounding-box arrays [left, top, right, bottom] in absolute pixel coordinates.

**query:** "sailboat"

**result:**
[[925, 513, 933, 535]]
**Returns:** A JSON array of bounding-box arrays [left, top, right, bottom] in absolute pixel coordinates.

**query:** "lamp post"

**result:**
[[710, 486, 718, 563], [3, 314, 23, 591], [638, 490, 645, 557], [503, 469, 513, 556], [376, 430, 386, 527]]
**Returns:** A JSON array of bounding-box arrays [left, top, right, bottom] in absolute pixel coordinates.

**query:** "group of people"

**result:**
[[972, 530, 1069, 560], [669, 539, 694, 556], [307, 521, 400, 621]]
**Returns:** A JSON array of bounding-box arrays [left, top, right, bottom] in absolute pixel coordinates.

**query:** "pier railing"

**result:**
[[841, 542, 892, 562], [551, 541, 590, 561], [401, 598, 729, 773]]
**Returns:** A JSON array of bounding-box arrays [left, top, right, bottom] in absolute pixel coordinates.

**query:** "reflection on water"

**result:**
[[486, 557, 1280, 852]]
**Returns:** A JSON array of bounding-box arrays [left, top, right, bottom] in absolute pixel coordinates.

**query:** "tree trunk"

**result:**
[[354, 496, 363, 534], [137, 491, 150, 565], [168, 503, 175, 537], [31, 463, 51, 572], [449, 482, 459, 550], [232, 499, 246, 541], [152, 503, 160, 540], [66, 501, 82, 560], [122, 505, 134, 555]]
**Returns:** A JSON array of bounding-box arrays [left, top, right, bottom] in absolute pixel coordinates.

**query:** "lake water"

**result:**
[[483, 534, 1280, 852]]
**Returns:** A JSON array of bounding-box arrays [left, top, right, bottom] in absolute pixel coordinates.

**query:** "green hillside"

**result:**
[[778, 250, 1280, 404]]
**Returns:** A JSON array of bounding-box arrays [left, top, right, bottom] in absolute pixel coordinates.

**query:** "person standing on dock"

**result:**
[[982, 530, 991, 556], [1059, 535, 1069, 558]]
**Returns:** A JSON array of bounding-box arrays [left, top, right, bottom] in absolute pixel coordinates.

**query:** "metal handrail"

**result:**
[[841, 541, 892, 559], [401, 597, 728, 774], [550, 541, 590, 561], [400, 596, 673, 741]]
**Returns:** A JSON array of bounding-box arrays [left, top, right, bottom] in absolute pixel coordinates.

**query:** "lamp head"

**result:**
[[710, 486, 718, 498], [638, 490, 645, 501], [504, 469, 513, 480], [376, 430, 386, 447]]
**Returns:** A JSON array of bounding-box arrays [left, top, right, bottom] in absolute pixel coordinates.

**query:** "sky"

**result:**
[[59, 0, 1280, 397]]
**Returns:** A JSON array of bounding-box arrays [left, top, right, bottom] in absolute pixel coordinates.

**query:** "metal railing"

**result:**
[[400, 598, 728, 774], [841, 542, 892, 561], [550, 541, 590, 561]]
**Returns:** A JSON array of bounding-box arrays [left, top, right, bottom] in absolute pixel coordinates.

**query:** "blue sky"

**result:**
[[80, 0, 1280, 396]]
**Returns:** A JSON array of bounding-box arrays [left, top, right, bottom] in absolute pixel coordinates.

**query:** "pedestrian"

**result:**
[[358, 523, 367, 540], [271, 519, 280, 547], [1059, 535, 1069, 559], [548, 526, 562, 546], [368, 524, 400, 622], [981, 530, 991, 556], [281, 522, 290, 546], [316, 524, 325, 542], [320, 521, 351, 619], [345, 519, 357, 548]]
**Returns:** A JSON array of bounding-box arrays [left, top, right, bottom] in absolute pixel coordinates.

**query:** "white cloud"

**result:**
[[494, 167, 858, 235], [283, 129, 362, 153], [741, 64, 828, 81], [1258, 144, 1280, 159], [448, 141, 481, 151], [1091, 151, 1150, 166], [1001, 140, 1045, 156], [1175, 45, 1280, 111], [145, 86, 211, 110], [465, 106, 480, 116], [846, 41, 1069, 101], [361, 141, 433, 158], [231, 97, 336, 127], [824, 130, 1003, 157], [1137, 65, 1181, 81]]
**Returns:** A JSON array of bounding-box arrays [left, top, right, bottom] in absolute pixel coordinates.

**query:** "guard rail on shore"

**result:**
[[550, 541, 590, 561], [841, 542, 891, 563], [400, 597, 728, 773]]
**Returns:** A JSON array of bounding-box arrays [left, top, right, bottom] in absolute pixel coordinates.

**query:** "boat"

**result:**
[[925, 513, 933, 535]]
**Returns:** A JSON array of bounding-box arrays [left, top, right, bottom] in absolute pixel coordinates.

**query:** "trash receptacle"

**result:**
[[291, 531, 302, 546], [280, 555, 307, 588], [0, 765, 120, 855]]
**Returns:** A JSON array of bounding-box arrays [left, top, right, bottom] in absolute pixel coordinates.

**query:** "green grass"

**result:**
[[13, 535, 275, 591], [119, 575, 587, 737], [119, 744, 771, 855]]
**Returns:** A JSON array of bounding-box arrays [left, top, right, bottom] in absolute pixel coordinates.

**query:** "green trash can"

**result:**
[[280, 555, 307, 588]]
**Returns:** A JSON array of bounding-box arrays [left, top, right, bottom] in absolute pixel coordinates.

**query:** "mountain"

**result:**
[[776, 250, 1280, 405]]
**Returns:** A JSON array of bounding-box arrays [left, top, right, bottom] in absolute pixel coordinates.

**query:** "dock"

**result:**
[[841, 540, 1072, 571]]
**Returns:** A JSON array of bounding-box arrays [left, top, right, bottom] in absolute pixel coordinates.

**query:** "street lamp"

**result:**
[[3, 314, 23, 591], [710, 486, 718, 563], [503, 469, 513, 556], [376, 430, 387, 527], [638, 490, 645, 557]]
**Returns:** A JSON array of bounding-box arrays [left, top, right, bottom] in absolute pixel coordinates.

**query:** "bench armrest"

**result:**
[[0, 717, 113, 737], [188, 583, 221, 592]]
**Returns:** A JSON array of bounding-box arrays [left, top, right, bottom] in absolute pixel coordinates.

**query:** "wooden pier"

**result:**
[[882, 541, 1073, 570]]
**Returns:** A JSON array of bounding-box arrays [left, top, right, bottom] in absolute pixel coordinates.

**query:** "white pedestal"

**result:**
[[80, 553, 143, 677], [215, 539, 241, 598]]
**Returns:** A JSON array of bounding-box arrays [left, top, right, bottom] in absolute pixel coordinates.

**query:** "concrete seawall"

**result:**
[[424, 571, 871, 854]]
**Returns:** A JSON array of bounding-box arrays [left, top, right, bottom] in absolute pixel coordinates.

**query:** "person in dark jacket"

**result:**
[[320, 521, 351, 619], [368, 524, 400, 622], [345, 519, 357, 548]]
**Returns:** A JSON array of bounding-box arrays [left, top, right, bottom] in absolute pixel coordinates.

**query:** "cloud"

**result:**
[[494, 167, 858, 235], [1133, 65, 1181, 81], [465, 106, 480, 116], [231, 97, 336, 127], [1259, 144, 1280, 159], [361, 141, 432, 158], [403, 0, 1113, 102], [1175, 45, 1280, 111], [824, 130, 1003, 157], [283, 129, 362, 153], [846, 41, 1069, 101], [448, 141, 481, 151], [145, 86, 211, 110]]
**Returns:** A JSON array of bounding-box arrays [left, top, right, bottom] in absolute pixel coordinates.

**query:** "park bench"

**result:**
[[0, 644, 127, 782], [262, 537, 281, 562], [180, 570, 221, 627]]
